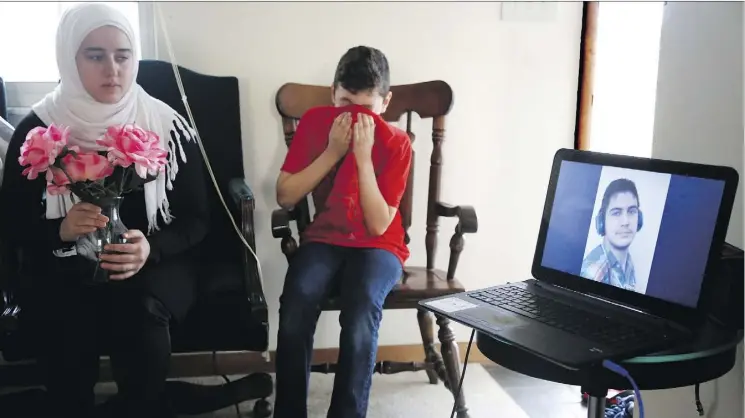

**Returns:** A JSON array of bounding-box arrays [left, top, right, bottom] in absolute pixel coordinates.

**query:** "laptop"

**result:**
[[420, 148, 739, 369]]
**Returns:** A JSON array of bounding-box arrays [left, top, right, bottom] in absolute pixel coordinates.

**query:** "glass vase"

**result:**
[[75, 196, 128, 284]]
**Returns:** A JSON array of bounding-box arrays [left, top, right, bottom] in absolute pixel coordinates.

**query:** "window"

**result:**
[[0, 2, 153, 124], [575, 2, 665, 158], [0, 1, 142, 82]]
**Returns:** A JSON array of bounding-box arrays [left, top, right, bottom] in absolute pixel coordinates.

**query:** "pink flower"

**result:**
[[97, 125, 168, 179], [45, 167, 71, 196], [18, 124, 70, 180], [61, 152, 114, 182]]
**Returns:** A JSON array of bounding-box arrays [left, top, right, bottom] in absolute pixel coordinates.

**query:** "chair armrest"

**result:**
[[0, 238, 16, 309], [271, 208, 293, 239], [435, 202, 478, 233], [271, 208, 300, 261], [228, 177, 254, 206], [271, 196, 313, 261], [1, 294, 19, 332], [0, 298, 20, 352], [228, 178, 267, 316], [435, 202, 479, 279], [0, 241, 20, 348]]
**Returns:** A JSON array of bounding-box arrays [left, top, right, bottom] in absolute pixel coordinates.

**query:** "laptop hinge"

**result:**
[[534, 280, 662, 320]]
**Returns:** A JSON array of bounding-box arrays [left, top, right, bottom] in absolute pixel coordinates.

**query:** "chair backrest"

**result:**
[[275, 81, 453, 267], [0, 77, 7, 121], [136, 60, 244, 264], [0, 116, 12, 189]]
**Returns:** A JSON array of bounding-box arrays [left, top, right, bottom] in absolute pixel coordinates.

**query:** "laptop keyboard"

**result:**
[[468, 286, 667, 350]]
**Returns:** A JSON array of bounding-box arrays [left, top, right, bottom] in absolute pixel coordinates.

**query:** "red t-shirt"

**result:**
[[280, 105, 412, 265]]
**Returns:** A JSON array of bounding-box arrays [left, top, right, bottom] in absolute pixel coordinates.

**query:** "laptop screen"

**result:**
[[540, 160, 726, 309]]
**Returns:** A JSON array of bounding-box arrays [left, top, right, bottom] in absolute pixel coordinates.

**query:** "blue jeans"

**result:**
[[274, 242, 403, 418]]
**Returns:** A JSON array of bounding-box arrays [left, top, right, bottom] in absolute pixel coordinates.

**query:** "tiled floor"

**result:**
[[0, 364, 591, 417], [174, 364, 544, 417], [186, 364, 591, 417], [483, 364, 589, 418]]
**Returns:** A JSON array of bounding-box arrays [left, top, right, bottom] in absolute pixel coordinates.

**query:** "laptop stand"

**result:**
[[474, 325, 741, 418]]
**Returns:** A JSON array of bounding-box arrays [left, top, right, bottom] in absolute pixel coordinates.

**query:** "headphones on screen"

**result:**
[[595, 178, 644, 236]]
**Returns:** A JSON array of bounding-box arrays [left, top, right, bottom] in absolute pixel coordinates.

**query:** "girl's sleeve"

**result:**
[[0, 113, 65, 254]]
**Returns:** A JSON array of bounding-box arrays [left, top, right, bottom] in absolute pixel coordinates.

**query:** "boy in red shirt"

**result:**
[[273, 46, 412, 418]]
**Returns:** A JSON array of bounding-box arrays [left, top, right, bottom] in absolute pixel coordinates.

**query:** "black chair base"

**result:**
[[252, 398, 273, 418], [165, 373, 273, 415], [0, 375, 273, 417], [0, 388, 47, 418]]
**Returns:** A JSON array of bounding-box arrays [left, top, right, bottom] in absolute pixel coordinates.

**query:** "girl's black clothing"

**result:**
[[2, 113, 210, 268], [0, 112, 211, 418]]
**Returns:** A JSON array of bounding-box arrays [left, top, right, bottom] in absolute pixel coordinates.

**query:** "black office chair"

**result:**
[[0, 76, 7, 121], [0, 60, 273, 417]]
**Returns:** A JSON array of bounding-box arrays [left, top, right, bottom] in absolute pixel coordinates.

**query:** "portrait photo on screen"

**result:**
[[580, 166, 671, 295]]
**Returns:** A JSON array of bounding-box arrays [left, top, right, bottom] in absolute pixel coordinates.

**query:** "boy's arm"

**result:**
[[358, 137, 412, 236], [277, 151, 340, 209], [276, 112, 348, 209]]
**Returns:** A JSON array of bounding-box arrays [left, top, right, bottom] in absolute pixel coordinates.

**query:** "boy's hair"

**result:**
[[600, 178, 640, 214], [333, 46, 391, 96]]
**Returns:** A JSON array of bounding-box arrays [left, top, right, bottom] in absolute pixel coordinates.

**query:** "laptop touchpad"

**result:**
[[461, 307, 528, 331]]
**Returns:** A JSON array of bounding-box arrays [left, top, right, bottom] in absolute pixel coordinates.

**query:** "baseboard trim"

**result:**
[[0, 342, 492, 386], [312, 342, 491, 366], [162, 342, 491, 379]]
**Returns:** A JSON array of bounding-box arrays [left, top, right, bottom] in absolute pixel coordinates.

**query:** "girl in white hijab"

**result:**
[[0, 3, 210, 417], [35, 2, 194, 232]]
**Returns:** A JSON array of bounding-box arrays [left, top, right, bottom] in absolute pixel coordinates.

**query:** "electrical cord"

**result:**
[[157, 11, 269, 414], [450, 329, 476, 418], [155, 4, 265, 291], [694, 383, 704, 416], [601, 360, 644, 418]]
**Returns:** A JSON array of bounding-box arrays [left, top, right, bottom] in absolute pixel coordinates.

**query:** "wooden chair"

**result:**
[[271, 81, 478, 417]]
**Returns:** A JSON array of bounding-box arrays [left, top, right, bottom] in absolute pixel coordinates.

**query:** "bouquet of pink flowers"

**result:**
[[18, 123, 168, 282], [18, 123, 168, 203]]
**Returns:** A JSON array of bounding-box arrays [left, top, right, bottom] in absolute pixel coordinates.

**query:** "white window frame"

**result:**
[[5, 2, 156, 122]]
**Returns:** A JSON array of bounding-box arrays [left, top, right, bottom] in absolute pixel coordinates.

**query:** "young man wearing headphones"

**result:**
[[581, 178, 643, 291]]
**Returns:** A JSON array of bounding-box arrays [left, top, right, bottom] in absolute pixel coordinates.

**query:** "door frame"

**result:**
[[573, 2, 599, 151]]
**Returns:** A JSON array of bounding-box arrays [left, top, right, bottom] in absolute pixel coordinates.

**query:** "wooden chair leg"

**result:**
[[417, 308, 442, 385], [436, 315, 469, 418]]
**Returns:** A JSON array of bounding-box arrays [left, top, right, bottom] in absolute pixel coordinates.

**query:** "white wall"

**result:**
[[649, 3, 743, 418], [154, 2, 583, 349]]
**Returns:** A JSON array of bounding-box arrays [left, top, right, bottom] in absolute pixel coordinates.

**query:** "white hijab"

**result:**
[[33, 2, 195, 234]]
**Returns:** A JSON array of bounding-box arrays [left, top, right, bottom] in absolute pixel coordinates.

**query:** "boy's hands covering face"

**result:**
[[326, 112, 352, 160], [353, 114, 375, 164]]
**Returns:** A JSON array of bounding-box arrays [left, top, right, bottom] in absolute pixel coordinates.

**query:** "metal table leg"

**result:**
[[587, 395, 606, 418], [582, 385, 608, 418]]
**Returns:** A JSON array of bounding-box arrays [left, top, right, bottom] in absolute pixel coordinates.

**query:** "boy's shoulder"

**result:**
[[301, 105, 336, 120], [382, 123, 412, 151], [298, 106, 338, 130], [387, 123, 408, 139], [295, 106, 339, 147]]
